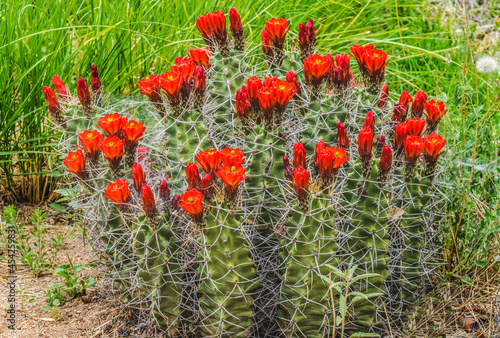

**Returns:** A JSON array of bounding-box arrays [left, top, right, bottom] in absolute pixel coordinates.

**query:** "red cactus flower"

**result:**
[[424, 99, 447, 131], [91, 65, 102, 94], [186, 163, 202, 189], [172, 57, 196, 82], [77, 77, 91, 108], [265, 18, 290, 48], [411, 90, 427, 118], [78, 130, 103, 163], [406, 118, 426, 136], [263, 76, 279, 88], [362, 49, 387, 77], [220, 147, 245, 166], [159, 179, 170, 201], [99, 136, 125, 169], [189, 48, 211, 68], [303, 54, 332, 87], [247, 76, 262, 110], [404, 135, 424, 165], [97, 113, 123, 137], [358, 128, 374, 162], [64, 149, 87, 179], [378, 84, 389, 108], [363, 111, 375, 135], [196, 11, 227, 46], [132, 163, 146, 191], [141, 184, 157, 218], [298, 23, 309, 53], [317, 146, 348, 179], [395, 91, 413, 118], [229, 8, 244, 40], [306, 19, 316, 45], [122, 118, 145, 149], [273, 79, 296, 113], [236, 86, 252, 119], [178, 189, 204, 221], [330, 53, 351, 90], [258, 86, 276, 125], [379, 145, 392, 176], [160, 71, 183, 106], [261, 28, 274, 58], [349, 44, 374, 65], [283, 156, 293, 181], [193, 66, 206, 97], [214, 164, 248, 200], [137, 75, 162, 104], [393, 122, 409, 150], [104, 179, 131, 206], [337, 121, 349, 149], [293, 166, 310, 202], [43, 87, 61, 118], [52, 75, 69, 99], [293, 142, 307, 169], [200, 173, 214, 199], [286, 71, 301, 96], [314, 140, 326, 170], [196, 149, 221, 174], [423, 132, 446, 167]]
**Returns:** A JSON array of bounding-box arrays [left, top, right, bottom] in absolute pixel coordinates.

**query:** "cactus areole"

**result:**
[[49, 8, 447, 337]]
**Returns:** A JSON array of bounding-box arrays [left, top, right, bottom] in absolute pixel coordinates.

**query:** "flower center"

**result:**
[[113, 185, 117, 189], [231, 150, 235, 155], [168, 75, 173, 80], [130, 123, 134, 127], [279, 85, 285, 90], [109, 142, 114, 146], [188, 197, 193, 202], [87, 132, 93, 137], [231, 166, 236, 172]]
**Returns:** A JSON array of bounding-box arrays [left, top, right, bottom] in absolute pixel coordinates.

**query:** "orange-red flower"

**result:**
[[137, 75, 162, 103], [52, 75, 69, 99], [77, 77, 91, 108], [215, 164, 248, 200], [293, 166, 310, 207], [196, 149, 221, 174], [349, 44, 374, 65], [122, 118, 145, 149], [247, 76, 262, 110], [97, 113, 123, 137], [423, 132, 446, 167], [196, 11, 227, 46], [379, 145, 392, 175], [406, 118, 426, 136], [337, 121, 349, 149], [424, 99, 447, 131], [99, 136, 125, 169], [265, 18, 290, 48], [132, 163, 146, 191], [43, 87, 61, 118], [293, 142, 307, 169], [363, 111, 375, 135], [273, 79, 296, 113], [303, 54, 332, 87], [186, 163, 201, 189], [159, 71, 183, 106], [404, 135, 424, 165], [358, 128, 374, 162], [104, 179, 131, 207], [193, 66, 206, 96], [393, 122, 408, 150], [172, 57, 196, 82], [362, 49, 387, 77], [189, 48, 211, 68], [286, 71, 301, 96], [141, 184, 157, 218], [411, 90, 427, 118], [91, 65, 102, 94], [314, 140, 326, 171], [220, 147, 245, 166], [378, 84, 389, 109], [317, 146, 348, 179], [394, 91, 413, 119], [178, 189, 204, 222], [78, 130, 103, 163], [64, 149, 87, 179], [258, 86, 276, 126], [236, 86, 252, 119]]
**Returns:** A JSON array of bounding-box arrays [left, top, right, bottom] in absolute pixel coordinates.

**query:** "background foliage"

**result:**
[[0, 0, 498, 275]]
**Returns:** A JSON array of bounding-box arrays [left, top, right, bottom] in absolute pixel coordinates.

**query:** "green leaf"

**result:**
[[338, 294, 346, 317], [461, 278, 473, 284], [474, 260, 488, 267], [350, 333, 380, 337], [52, 299, 60, 306], [87, 278, 97, 287], [48, 203, 66, 213], [28, 297, 40, 303], [351, 273, 380, 282], [43, 306, 52, 312], [73, 264, 84, 274]]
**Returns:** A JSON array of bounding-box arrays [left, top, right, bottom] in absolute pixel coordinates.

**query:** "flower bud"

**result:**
[[186, 163, 201, 189], [200, 174, 214, 199], [159, 179, 170, 202], [283, 156, 293, 181], [91, 65, 102, 94], [293, 142, 307, 169]]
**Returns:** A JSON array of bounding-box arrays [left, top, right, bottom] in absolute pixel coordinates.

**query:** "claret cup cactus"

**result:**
[[45, 8, 448, 337]]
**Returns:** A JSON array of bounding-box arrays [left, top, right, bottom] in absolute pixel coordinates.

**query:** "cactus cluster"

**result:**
[[44, 8, 448, 337]]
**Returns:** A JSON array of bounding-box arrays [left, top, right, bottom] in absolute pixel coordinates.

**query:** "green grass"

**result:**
[[1, 0, 499, 274]]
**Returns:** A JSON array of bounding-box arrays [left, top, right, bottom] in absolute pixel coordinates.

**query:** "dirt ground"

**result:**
[[0, 203, 498, 338]]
